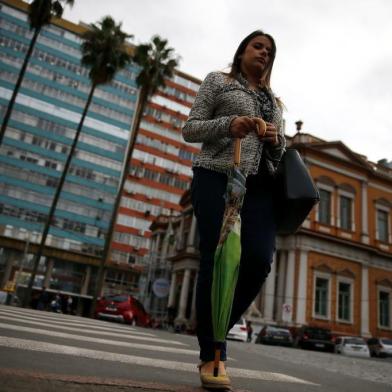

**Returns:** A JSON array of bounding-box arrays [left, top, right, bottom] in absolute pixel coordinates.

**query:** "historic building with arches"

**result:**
[[149, 131, 392, 338]]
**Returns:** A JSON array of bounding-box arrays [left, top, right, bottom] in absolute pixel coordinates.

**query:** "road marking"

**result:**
[[0, 310, 155, 337], [0, 322, 198, 355], [0, 304, 145, 332], [0, 336, 319, 385], [0, 306, 148, 334], [0, 312, 155, 340], [0, 315, 186, 346]]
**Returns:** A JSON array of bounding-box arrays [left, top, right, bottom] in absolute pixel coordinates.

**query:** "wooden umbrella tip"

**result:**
[[213, 348, 221, 377]]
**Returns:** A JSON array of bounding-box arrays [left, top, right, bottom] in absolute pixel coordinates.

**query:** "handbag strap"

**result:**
[[234, 139, 241, 167]]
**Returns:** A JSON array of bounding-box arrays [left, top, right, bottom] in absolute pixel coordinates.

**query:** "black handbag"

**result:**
[[274, 148, 320, 235]]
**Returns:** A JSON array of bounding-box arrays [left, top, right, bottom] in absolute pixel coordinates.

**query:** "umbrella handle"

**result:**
[[234, 138, 241, 167], [213, 348, 220, 377]]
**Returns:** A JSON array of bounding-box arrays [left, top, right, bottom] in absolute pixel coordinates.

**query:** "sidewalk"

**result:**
[[0, 368, 198, 392], [0, 368, 250, 392]]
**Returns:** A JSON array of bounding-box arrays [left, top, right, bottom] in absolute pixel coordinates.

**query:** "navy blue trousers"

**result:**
[[191, 167, 276, 361]]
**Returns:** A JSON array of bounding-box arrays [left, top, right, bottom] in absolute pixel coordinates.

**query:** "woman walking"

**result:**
[[182, 30, 286, 390]]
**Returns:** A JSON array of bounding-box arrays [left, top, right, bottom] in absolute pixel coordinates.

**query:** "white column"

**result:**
[[190, 272, 198, 322], [336, 194, 341, 228], [296, 250, 308, 325], [167, 271, 177, 308], [284, 250, 296, 322], [160, 237, 169, 266], [276, 251, 287, 322], [263, 252, 277, 322], [177, 269, 191, 319], [177, 215, 185, 250], [43, 259, 54, 288], [151, 234, 158, 254], [361, 181, 369, 244], [154, 233, 162, 257], [81, 265, 92, 295], [186, 214, 197, 251], [331, 190, 336, 226], [361, 265, 370, 336]]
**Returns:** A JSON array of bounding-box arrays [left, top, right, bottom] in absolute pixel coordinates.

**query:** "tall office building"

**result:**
[[110, 72, 201, 266], [0, 0, 202, 302], [0, 0, 140, 298]]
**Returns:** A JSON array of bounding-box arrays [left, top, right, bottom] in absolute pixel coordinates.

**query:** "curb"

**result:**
[[0, 368, 251, 391]]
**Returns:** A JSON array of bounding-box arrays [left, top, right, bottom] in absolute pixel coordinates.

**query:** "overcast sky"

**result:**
[[63, 0, 392, 164]]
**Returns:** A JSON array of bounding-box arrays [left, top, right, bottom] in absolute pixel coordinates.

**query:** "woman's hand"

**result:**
[[253, 117, 279, 145], [229, 116, 257, 138]]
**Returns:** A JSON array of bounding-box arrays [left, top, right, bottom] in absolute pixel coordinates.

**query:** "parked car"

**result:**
[[256, 325, 293, 346], [95, 294, 151, 327], [294, 326, 335, 352], [227, 318, 247, 342], [335, 336, 370, 358], [367, 337, 392, 358]]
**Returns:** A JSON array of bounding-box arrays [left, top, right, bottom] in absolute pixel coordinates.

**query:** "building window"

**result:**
[[319, 189, 331, 225], [377, 210, 389, 242], [379, 290, 390, 328], [314, 276, 329, 318], [340, 196, 352, 231], [338, 281, 351, 322]]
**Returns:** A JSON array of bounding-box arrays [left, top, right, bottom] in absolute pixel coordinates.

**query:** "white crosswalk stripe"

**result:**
[[1, 306, 151, 333], [0, 309, 155, 337], [0, 336, 317, 384], [0, 312, 185, 345], [0, 305, 318, 385], [0, 321, 198, 355]]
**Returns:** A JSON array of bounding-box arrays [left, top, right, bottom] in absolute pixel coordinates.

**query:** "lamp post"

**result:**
[[16, 230, 32, 287]]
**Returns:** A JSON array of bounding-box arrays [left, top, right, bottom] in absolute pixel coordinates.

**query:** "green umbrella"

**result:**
[[212, 139, 247, 377]]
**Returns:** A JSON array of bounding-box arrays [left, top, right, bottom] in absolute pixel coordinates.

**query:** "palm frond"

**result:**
[[51, 1, 63, 17], [133, 34, 179, 97], [81, 16, 133, 86], [28, 0, 74, 30]]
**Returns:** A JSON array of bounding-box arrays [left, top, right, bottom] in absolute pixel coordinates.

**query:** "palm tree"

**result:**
[[0, 0, 74, 145], [90, 35, 179, 316], [23, 16, 132, 307]]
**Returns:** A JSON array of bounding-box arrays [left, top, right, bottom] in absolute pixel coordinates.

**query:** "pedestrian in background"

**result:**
[[36, 286, 49, 311], [67, 296, 73, 314], [246, 321, 253, 343], [167, 305, 176, 331], [50, 293, 61, 313], [183, 30, 285, 389]]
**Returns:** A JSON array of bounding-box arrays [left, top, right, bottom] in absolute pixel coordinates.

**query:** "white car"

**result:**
[[227, 318, 248, 342], [335, 336, 370, 358], [367, 337, 392, 358]]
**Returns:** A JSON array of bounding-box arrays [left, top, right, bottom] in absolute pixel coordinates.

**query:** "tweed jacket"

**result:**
[[182, 71, 286, 176]]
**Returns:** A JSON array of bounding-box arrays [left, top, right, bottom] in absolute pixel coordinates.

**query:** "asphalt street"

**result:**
[[0, 304, 391, 391]]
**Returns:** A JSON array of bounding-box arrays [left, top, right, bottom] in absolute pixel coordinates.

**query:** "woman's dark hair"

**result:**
[[229, 30, 277, 88]]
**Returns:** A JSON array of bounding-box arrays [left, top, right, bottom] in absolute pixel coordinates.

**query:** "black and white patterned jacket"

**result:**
[[182, 71, 286, 176]]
